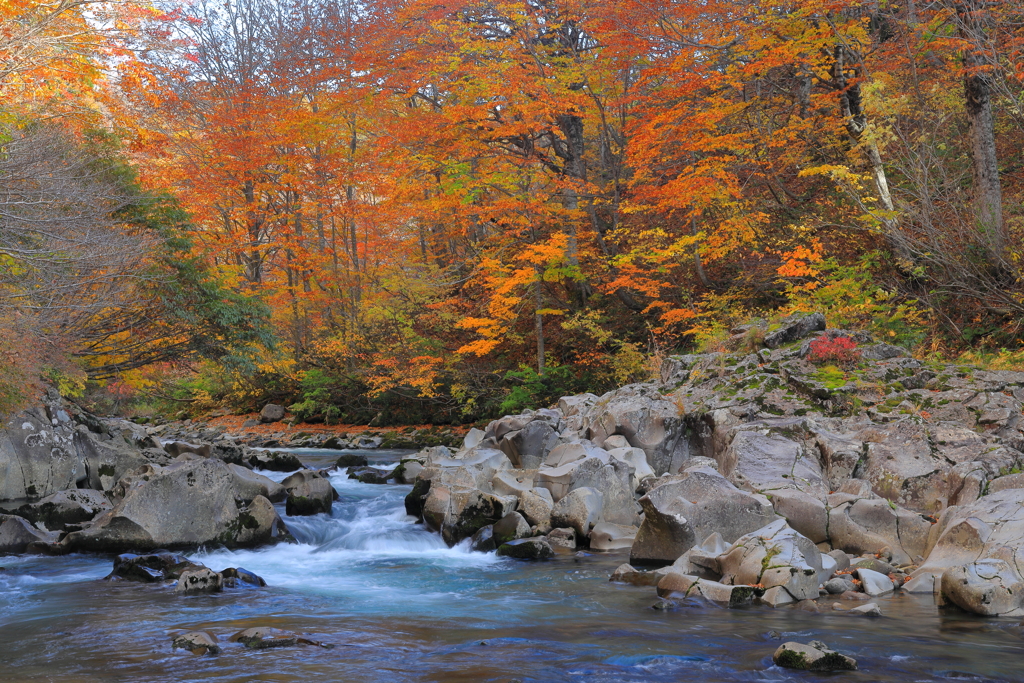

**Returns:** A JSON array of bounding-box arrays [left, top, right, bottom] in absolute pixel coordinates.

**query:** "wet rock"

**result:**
[[108, 551, 201, 582], [546, 527, 577, 549], [824, 576, 857, 594], [391, 459, 424, 484], [657, 572, 756, 606], [61, 459, 289, 552], [172, 631, 221, 655], [492, 512, 531, 545], [231, 627, 298, 649], [849, 602, 883, 617], [589, 522, 638, 551], [220, 567, 267, 588], [335, 454, 369, 468], [941, 559, 1024, 616], [470, 524, 496, 552], [550, 486, 603, 538], [609, 563, 670, 586], [404, 479, 431, 518], [444, 490, 517, 546], [347, 467, 391, 485], [249, 450, 302, 472], [630, 468, 778, 566], [772, 640, 857, 672], [282, 470, 334, 516], [175, 567, 223, 593], [259, 404, 286, 423], [496, 538, 555, 560]]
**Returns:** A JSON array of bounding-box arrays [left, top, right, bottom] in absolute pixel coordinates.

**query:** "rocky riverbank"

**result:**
[[397, 313, 1024, 618], [3, 312, 1024, 622]]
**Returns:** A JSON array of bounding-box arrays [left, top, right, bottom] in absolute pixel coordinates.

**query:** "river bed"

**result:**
[[1, 448, 1022, 682]]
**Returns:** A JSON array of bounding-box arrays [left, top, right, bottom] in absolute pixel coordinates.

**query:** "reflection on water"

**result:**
[[0, 448, 1022, 682]]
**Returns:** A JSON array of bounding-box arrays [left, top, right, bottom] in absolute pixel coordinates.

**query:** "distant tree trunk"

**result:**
[[535, 276, 545, 377], [956, 0, 1004, 260]]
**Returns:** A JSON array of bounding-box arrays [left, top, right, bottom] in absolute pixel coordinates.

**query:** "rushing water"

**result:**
[[2, 449, 1024, 683]]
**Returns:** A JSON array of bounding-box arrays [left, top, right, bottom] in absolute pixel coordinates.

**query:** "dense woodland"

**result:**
[[2, 0, 1023, 424]]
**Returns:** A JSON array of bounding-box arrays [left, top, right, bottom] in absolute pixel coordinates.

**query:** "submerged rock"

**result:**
[[175, 567, 223, 593], [773, 640, 857, 672], [496, 538, 555, 560], [172, 631, 221, 655], [108, 551, 200, 582], [231, 627, 297, 649]]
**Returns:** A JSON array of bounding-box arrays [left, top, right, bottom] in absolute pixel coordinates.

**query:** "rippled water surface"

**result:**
[[2, 448, 1023, 682]]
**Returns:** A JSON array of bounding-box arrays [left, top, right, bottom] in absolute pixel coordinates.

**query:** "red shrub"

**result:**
[[806, 334, 861, 366]]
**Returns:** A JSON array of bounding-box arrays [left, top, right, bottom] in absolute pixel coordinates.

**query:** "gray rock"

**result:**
[[219, 567, 267, 588], [773, 641, 857, 671], [175, 567, 223, 593], [630, 468, 778, 566], [718, 519, 822, 601], [848, 602, 882, 616], [824, 577, 856, 594], [492, 512, 531, 544], [589, 522, 638, 551], [469, 524, 496, 552], [860, 343, 909, 360], [496, 537, 555, 559], [856, 567, 895, 596], [249, 450, 302, 472], [768, 488, 828, 543], [763, 312, 826, 349], [443, 490, 517, 546], [282, 470, 334, 516], [232, 627, 297, 649], [609, 563, 670, 586], [15, 488, 111, 530], [941, 559, 1024, 616], [566, 457, 637, 526], [721, 428, 827, 498], [546, 527, 577, 548], [0, 514, 56, 552], [517, 489, 553, 531], [259, 404, 286, 423], [172, 631, 221, 655], [550, 487, 603, 538], [108, 551, 201, 582], [827, 497, 930, 566], [61, 459, 289, 552]]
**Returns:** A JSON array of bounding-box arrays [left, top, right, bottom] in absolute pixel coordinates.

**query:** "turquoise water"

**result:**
[[0, 449, 1022, 682]]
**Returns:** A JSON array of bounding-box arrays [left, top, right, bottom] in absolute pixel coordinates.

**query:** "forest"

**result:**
[[2, 0, 1022, 425]]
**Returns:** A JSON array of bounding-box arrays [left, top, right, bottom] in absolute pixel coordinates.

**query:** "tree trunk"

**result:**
[[957, 0, 1004, 260], [535, 276, 545, 377]]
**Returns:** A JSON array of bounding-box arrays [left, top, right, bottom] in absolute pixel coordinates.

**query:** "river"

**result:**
[[1, 448, 1022, 682]]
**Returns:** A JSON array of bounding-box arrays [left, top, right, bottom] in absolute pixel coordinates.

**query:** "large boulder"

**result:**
[[494, 414, 561, 469], [629, 468, 778, 566], [61, 458, 290, 551], [827, 494, 931, 566], [14, 488, 112, 531], [259, 404, 286, 423], [940, 559, 1024, 616], [565, 457, 637, 526], [856, 421, 947, 513], [720, 427, 827, 498], [0, 514, 56, 552], [717, 519, 822, 602], [0, 392, 84, 501], [282, 470, 334, 516], [580, 384, 689, 475], [550, 487, 603, 539]]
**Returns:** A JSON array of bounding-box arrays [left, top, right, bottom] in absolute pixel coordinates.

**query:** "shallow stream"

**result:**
[[1, 448, 1023, 682]]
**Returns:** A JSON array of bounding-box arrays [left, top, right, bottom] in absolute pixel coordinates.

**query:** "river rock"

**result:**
[[259, 404, 286, 423], [249, 450, 302, 472], [671, 532, 729, 579], [163, 441, 211, 458], [589, 522, 638, 550], [470, 524, 496, 552], [175, 567, 223, 593], [768, 488, 828, 544], [108, 551, 201, 582], [517, 489, 553, 531], [824, 576, 856, 594], [61, 459, 289, 551], [656, 571, 755, 606], [0, 395, 90, 501], [495, 416, 560, 469], [404, 479, 431, 518], [492, 512, 531, 544], [226, 465, 287, 503], [0, 514, 56, 552], [14, 488, 112, 531], [630, 468, 778, 566], [282, 469, 334, 515], [335, 454, 369, 468], [546, 527, 577, 548], [172, 631, 221, 655], [721, 428, 827, 498], [718, 519, 822, 602], [580, 384, 688, 475], [856, 567, 895, 596], [220, 567, 267, 588], [773, 640, 857, 672], [444, 490, 517, 546], [610, 564, 671, 586], [827, 496, 930, 566], [232, 627, 297, 649], [567, 457, 637, 526], [496, 537, 555, 559], [550, 487, 603, 538], [848, 602, 883, 616], [347, 466, 391, 484], [940, 559, 1024, 616]]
